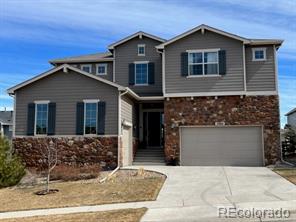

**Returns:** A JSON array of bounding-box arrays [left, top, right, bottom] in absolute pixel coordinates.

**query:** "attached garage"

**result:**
[[180, 126, 264, 166]]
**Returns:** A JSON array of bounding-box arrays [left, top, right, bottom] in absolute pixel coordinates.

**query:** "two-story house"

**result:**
[[7, 24, 283, 168]]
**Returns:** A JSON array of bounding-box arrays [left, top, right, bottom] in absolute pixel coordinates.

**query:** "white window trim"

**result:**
[[252, 48, 266, 61], [134, 61, 149, 86], [187, 49, 220, 76], [34, 101, 49, 136], [138, 44, 146, 56], [83, 101, 98, 136], [96, 63, 107, 75], [81, 64, 92, 73]]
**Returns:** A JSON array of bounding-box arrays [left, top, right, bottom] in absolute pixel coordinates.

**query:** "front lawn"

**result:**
[[0, 169, 165, 212], [0, 208, 147, 222], [273, 168, 296, 184]]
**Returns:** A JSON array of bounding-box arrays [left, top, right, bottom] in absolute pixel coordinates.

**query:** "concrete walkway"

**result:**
[[0, 166, 296, 221]]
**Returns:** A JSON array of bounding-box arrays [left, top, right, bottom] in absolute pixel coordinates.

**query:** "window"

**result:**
[[135, 62, 148, 85], [81, 64, 92, 73], [188, 50, 219, 76], [84, 102, 97, 135], [138, 44, 145, 56], [9, 125, 12, 131], [252, 48, 266, 61], [35, 103, 48, 135], [96, 64, 107, 75]]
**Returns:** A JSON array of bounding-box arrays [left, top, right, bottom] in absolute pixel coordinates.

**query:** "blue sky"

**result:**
[[0, 0, 295, 127]]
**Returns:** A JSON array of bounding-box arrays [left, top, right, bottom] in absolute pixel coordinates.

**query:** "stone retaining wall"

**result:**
[[13, 136, 118, 170], [164, 95, 280, 165]]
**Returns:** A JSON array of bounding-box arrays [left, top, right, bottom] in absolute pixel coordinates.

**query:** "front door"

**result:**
[[144, 112, 163, 147]]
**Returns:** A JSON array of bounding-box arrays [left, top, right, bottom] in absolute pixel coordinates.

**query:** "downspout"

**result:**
[[99, 88, 129, 183]]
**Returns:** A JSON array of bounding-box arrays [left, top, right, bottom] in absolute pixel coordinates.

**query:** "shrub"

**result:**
[[282, 124, 296, 157], [50, 164, 100, 181], [0, 137, 25, 188]]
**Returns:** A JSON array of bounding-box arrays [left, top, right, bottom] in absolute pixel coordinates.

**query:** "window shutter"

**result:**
[[27, 103, 35, 136], [148, 62, 155, 84], [181, 52, 188, 76], [129, 63, 135, 85], [97, 101, 106, 135], [76, 102, 84, 135], [219, 50, 226, 75], [47, 103, 56, 135]]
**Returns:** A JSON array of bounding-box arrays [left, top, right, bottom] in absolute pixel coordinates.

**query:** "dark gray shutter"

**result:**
[[76, 102, 84, 135], [47, 103, 56, 135], [129, 63, 135, 85], [97, 101, 106, 135], [181, 52, 188, 76], [148, 62, 155, 84], [27, 103, 35, 136], [219, 50, 226, 75]]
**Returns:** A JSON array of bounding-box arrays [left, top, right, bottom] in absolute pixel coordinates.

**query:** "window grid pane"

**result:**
[[36, 104, 48, 135], [85, 103, 97, 134], [135, 63, 148, 84], [97, 65, 106, 74], [189, 51, 219, 75], [138, 46, 145, 55]]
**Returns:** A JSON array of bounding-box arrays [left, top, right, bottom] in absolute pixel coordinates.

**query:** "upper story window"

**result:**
[[84, 102, 97, 135], [252, 48, 266, 61], [35, 102, 49, 135], [96, 64, 107, 75], [138, 44, 145, 56], [81, 64, 92, 73], [135, 62, 148, 85], [188, 50, 219, 76]]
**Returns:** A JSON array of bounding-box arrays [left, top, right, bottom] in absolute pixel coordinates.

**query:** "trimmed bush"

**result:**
[[0, 137, 25, 188]]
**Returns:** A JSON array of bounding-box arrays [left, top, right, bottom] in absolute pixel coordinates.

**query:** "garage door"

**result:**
[[180, 126, 263, 166]]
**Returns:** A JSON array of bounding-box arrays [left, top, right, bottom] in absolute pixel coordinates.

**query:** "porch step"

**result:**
[[133, 148, 166, 166], [133, 161, 166, 166]]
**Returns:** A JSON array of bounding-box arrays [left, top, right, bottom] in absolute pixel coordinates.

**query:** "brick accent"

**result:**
[[164, 95, 280, 165], [13, 136, 118, 170]]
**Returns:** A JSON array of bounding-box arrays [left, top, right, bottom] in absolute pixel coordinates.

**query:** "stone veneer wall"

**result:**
[[164, 95, 280, 165], [13, 136, 118, 170]]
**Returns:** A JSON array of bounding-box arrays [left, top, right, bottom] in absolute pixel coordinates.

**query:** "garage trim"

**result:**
[[179, 125, 265, 166]]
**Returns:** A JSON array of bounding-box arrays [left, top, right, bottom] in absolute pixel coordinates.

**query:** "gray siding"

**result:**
[[165, 30, 244, 93], [246, 46, 276, 91], [115, 36, 163, 96], [121, 95, 138, 138], [288, 112, 296, 128], [70, 62, 113, 82], [15, 70, 118, 136]]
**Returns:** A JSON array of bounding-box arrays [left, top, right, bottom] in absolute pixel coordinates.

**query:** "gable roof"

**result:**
[[156, 24, 283, 49], [0, 111, 13, 125], [286, 108, 296, 116], [7, 64, 125, 95], [108, 31, 166, 50], [49, 52, 113, 65]]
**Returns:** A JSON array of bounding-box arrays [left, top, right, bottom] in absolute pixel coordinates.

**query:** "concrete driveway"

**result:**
[[128, 166, 296, 222]]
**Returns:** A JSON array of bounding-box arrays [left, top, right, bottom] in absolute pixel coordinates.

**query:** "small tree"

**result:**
[[41, 140, 58, 193], [282, 124, 296, 157], [0, 136, 25, 188]]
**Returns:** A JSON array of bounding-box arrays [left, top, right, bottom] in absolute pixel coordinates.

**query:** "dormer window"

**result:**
[[252, 48, 266, 61], [138, 44, 145, 56], [81, 64, 92, 73]]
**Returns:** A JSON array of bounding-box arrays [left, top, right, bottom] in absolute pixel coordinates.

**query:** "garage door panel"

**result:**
[[181, 126, 263, 166]]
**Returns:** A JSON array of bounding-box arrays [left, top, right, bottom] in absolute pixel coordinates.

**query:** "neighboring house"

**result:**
[[286, 108, 296, 129], [7, 24, 283, 167], [0, 111, 13, 139]]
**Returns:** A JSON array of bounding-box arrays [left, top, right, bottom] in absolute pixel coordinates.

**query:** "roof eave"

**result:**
[[108, 31, 166, 50]]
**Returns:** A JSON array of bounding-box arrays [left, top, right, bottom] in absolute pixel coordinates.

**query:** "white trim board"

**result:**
[[108, 31, 165, 50], [164, 91, 278, 98]]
